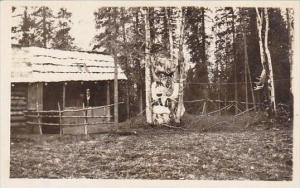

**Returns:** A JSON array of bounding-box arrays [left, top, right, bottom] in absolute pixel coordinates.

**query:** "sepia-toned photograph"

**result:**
[[1, 1, 299, 186]]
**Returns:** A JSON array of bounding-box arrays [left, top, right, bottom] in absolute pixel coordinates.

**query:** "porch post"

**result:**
[[62, 82, 66, 109], [107, 81, 111, 121]]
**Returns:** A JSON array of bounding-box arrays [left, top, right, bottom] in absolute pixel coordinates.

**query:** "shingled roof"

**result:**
[[11, 47, 127, 82]]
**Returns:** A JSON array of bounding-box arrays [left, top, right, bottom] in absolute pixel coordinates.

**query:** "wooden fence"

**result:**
[[24, 104, 118, 135]]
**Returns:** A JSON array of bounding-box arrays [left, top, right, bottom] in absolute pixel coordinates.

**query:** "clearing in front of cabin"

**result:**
[[10, 113, 293, 180]]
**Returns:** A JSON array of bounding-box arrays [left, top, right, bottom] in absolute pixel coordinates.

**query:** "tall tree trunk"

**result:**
[[166, 8, 174, 60], [264, 8, 277, 114], [134, 8, 144, 114], [231, 8, 238, 114], [163, 7, 169, 52], [121, 8, 130, 119], [201, 7, 209, 102], [42, 7, 47, 48], [175, 8, 185, 123], [243, 32, 256, 110], [286, 8, 293, 68], [22, 7, 29, 47], [113, 8, 119, 125], [243, 32, 249, 110], [144, 8, 152, 124], [149, 7, 155, 52], [255, 8, 267, 95], [113, 52, 118, 125], [217, 57, 221, 114], [286, 8, 293, 94]]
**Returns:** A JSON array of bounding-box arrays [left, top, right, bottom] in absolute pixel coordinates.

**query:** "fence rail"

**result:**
[[26, 121, 114, 126], [24, 103, 123, 135]]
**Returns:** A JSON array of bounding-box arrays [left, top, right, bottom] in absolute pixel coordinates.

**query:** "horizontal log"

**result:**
[[11, 88, 27, 92], [11, 122, 27, 127], [11, 96, 26, 100], [11, 101, 27, 106], [11, 91, 26, 97], [11, 111, 26, 114], [11, 107, 27, 111], [11, 111, 24, 116], [183, 98, 264, 106], [26, 121, 114, 126], [25, 115, 112, 118], [11, 116, 26, 122], [25, 103, 123, 113]]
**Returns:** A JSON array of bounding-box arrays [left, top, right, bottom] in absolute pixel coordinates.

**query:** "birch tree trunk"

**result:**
[[255, 8, 267, 91], [255, 8, 276, 114], [144, 8, 153, 124], [175, 8, 185, 123], [264, 8, 277, 114]]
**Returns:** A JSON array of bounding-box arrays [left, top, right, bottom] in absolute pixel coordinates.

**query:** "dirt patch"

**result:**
[[10, 119, 293, 180]]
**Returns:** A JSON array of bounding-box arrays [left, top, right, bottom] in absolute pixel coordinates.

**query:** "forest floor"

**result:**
[[10, 113, 293, 180]]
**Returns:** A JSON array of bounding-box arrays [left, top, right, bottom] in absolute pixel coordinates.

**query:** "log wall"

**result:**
[[11, 83, 27, 127]]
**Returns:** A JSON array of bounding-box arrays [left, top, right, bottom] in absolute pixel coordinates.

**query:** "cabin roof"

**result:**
[[11, 47, 127, 83]]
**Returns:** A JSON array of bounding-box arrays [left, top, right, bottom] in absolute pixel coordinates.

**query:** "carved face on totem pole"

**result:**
[[151, 55, 184, 125]]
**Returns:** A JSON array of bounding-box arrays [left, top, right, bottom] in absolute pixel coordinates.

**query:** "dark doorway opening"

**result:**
[[42, 82, 63, 134]]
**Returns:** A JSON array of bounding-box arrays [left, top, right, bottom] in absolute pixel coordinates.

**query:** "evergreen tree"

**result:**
[[52, 8, 75, 50], [184, 7, 212, 113], [12, 6, 35, 47], [31, 6, 55, 48]]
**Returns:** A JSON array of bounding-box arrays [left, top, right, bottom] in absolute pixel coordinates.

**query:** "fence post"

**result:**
[[37, 103, 42, 135], [58, 102, 63, 136], [83, 104, 88, 135], [202, 100, 207, 115]]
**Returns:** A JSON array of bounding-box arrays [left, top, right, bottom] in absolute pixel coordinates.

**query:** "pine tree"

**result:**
[[184, 7, 211, 113], [12, 6, 35, 47], [52, 8, 75, 50], [31, 6, 55, 48]]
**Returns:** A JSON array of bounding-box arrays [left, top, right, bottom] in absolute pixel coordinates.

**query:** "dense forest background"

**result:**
[[11, 6, 294, 119]]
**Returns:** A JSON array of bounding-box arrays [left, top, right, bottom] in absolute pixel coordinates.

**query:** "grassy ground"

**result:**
[[10, 113, 293, 180]]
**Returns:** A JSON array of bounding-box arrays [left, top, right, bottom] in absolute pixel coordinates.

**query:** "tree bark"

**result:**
[[144, 8, 153, 124], [286, 8, 293, 94], [166, 8, 174, 60], [42, 7, 47, 48], [231, 7, 238, 114], [134, 8, 144, 114], [121, 8, 130, 119], [113, 53, 118, 125], [175, 8, 185, 123], [255, 8, 267, 93], [243, 32, 256, 110], [286, 8, 293, 68], [201, 7, 209, 101], [264, 8, 277, 114], [243, 32, 249, 110], [113, 8, 119, 125]]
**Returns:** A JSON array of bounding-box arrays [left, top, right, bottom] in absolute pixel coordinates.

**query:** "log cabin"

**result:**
[[11, 46, 126, 134]]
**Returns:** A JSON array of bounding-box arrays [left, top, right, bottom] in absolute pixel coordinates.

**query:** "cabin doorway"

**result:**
[[42, 82, 63, 134]]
